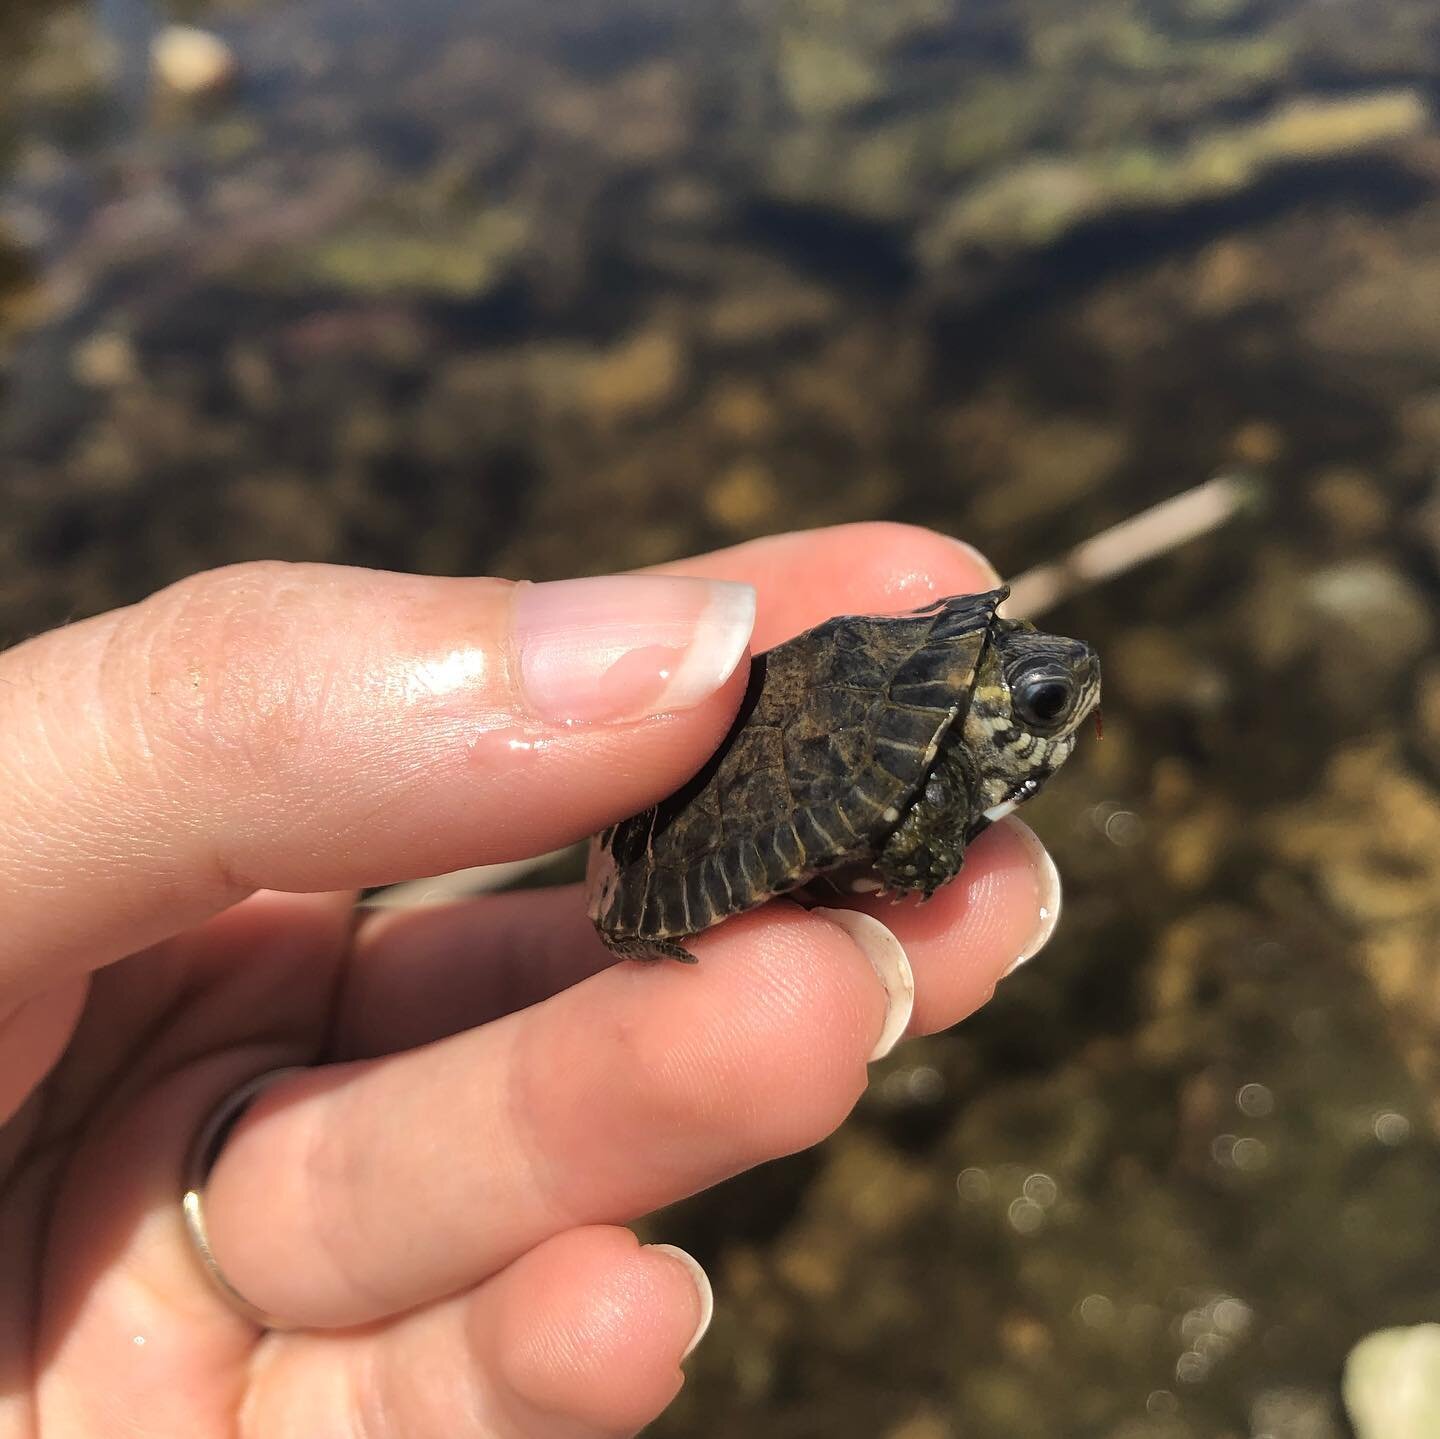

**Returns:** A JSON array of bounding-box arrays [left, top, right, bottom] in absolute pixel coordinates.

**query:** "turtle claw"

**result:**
[[598, 932, 701, 964]]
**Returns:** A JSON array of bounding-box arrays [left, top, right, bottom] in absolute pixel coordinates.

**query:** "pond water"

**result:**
[[3, 2, 1439, 1435]]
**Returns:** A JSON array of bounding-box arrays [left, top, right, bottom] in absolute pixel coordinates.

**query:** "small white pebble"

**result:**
[[151, 26, 238, 96]]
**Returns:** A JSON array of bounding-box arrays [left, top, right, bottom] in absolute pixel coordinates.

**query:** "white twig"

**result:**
[[1004, 471, 1258, 618]]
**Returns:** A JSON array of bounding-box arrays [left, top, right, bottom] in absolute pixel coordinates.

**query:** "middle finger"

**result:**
[[339, 817, 1055, 1058], [198, 903, 898, 1328]]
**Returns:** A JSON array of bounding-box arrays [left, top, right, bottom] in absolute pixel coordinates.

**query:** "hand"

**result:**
[[0, 523, 1060, 1438]]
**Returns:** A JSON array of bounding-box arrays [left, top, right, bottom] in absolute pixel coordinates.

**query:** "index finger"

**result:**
[[0, 524, 997, 997]]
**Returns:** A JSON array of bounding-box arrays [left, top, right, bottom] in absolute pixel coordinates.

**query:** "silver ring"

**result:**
[[181, 1066, 306, 1330]]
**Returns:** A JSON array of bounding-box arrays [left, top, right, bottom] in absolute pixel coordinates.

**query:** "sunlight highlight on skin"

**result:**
[[399, 647, 492, 703]]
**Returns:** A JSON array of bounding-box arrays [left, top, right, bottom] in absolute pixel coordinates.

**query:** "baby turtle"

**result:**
[[587, 586, 1100, 962]]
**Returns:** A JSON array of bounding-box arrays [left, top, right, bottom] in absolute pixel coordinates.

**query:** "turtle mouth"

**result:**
[[981, 773, 1047, 824]]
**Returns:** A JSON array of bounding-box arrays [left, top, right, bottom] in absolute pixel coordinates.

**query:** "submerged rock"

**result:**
[[921, 90, 1429, 263], [298, 209, 529, 300], [583, 327, 688, 421], [1300, 560, 1434, 697], [14, 9, 118, 108]]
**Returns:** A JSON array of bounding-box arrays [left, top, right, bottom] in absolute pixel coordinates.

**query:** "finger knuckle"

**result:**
[[120, 561, 338, 786]]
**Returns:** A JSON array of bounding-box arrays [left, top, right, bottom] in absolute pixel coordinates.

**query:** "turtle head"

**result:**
[[959, 618, 1101, 828]]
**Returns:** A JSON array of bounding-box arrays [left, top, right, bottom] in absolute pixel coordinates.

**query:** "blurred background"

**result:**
[[3, 1, 1439, 1435]]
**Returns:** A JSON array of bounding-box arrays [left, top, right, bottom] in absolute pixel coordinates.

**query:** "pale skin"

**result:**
[[0, 523, 1059, 1438]]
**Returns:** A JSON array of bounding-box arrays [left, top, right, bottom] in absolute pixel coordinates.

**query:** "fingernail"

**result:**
[[511, 576, 756, 725], [647, 1244, 714, 1358], [811, 907, 915, 1062], [950, 538, 1004, 590], [1001, 819, 1062, 977]]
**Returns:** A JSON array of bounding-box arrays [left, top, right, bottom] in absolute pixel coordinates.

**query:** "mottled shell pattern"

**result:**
[[587, 587, 1099, 961]]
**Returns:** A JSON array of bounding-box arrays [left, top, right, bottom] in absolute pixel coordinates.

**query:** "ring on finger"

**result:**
[[181, 1065, 306, 1331]]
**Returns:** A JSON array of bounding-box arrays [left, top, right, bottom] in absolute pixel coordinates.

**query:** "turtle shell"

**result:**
[[587, 588, 1006, 961]]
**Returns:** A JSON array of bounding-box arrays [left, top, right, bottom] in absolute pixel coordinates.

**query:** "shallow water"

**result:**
[[3, 2, 1439, 1435]]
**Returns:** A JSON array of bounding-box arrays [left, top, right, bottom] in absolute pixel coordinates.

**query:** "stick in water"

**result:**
[[1003, 471, 1260, 618]]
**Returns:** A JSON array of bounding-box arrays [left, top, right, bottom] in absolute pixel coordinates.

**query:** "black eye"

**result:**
[[1015, 676, 1073, 728]]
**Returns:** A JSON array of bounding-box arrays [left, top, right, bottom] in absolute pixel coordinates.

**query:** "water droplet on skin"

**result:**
[[468, 727, 552, 766]]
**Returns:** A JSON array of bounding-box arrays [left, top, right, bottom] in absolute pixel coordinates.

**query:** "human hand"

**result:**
[[0, 523, 1061, 1437]]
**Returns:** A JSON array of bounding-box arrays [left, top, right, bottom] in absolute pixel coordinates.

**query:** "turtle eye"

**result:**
[[1014, 674, 1074, 730]]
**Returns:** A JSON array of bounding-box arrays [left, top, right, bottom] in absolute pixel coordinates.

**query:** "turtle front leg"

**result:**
[[874, 815, 967, 899], [874, 738, 976, 898], [593, 927, 701, 964]]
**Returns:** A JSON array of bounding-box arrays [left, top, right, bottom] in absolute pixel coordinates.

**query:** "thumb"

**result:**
[[0, 562, 754, 990]]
